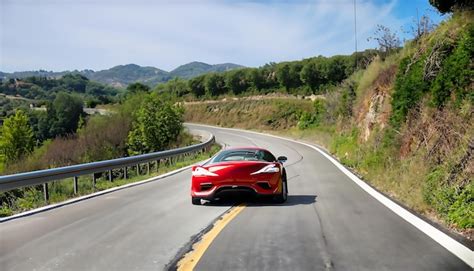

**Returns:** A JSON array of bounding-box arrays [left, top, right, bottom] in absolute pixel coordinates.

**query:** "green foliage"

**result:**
[[0, 110, 34, 163], [300, 60, 324, 91], [48, 92, 84, 137], [127, 94, 184, 154], [390, 56, 429, 126], [225, 69, 248, 95], [429, 0, 473, 14], [127, 82, 150, 94], [188, 75, 206, 97], [247, 68, 264, 91], [155, 50, 378, 99], [204, 73, 226, 97], [329, 128, 360, 167], [337, 81, 356, 118], [0, 74, 118, 105], [276, 64, 292, 91], [391, 22, 473, 127], [423, 167, 473, 228], [431, 24, 474, 106], [298, 99, 327, 129]]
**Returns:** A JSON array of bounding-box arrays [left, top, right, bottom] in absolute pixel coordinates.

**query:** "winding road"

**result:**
[[0, 124, 472, 270]]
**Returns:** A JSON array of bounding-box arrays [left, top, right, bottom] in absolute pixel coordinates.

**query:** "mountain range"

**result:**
[[0, 62, 244, 88]]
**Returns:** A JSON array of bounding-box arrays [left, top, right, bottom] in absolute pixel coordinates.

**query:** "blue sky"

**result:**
[[0, 0, 445, 72]]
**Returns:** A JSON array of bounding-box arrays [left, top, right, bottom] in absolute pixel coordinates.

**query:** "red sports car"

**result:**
[[191, 147, 288, 205]]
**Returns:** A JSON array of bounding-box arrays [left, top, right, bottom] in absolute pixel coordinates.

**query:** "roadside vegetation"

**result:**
[[0, 81, 200, 216], [0, 144, 220, 217], [184, 7, 474, 238], [155, 50, 378, 100]]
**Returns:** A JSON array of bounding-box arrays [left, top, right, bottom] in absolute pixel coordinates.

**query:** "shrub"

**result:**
[[298, 99, 327, 129], [127, 94, 184, 154]]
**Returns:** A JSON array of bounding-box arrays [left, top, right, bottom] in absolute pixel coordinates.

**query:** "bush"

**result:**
[[431, 24, 474, 107], [127, 94, 184, 154], [298, 99, 327, 129], [423, 167, 473, 228]]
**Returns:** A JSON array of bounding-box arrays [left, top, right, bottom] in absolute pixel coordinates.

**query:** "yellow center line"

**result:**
[[177, 204, 247, 271]]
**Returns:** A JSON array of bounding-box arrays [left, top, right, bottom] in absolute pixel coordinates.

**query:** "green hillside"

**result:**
[[184, 10, 474, 237], [170, 62, 244, 79]]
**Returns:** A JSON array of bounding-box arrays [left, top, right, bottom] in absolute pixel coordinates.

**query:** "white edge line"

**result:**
[[187, 123, 474, 267]]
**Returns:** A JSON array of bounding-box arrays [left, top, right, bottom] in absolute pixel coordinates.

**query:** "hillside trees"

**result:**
[[225, 69, 249, 95], [48, 92, 84, 137], [300, 60, 324, 91], [127, 82, 150, 94], [204, 73, 226, 96], [188, 75, 206, 97], [127, 94, 183, 155], [276, 63, 292, 91], [169, 51, 377, 99], [429, 0, 473, 13], [0, 110, 34, 163], [0, 74, 118, 105]]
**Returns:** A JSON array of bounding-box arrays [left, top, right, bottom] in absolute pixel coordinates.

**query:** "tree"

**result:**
[[429, 0, 473, 14], [204, 73, 226, 96], [127, 94, 183, 154], [409, 13, 436, 40], [289, 62, 303, 89], [127, 82, 150, 94], [0, 110, 34, 163], [247, 68, 264, 91], [276, 64, 291, 91], [60, 74, 88, 93], [49, 92, 84, 137], [166, 78, 190, 97], [368, 25, 401, 59], [189, 75, 206, 97], [225, 69, 248, 95], [300, 60, 323, 91]]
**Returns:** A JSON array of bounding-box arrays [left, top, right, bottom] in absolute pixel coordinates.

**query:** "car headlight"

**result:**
[[192, 167, 219, 177], [250, 164, 280, 175]]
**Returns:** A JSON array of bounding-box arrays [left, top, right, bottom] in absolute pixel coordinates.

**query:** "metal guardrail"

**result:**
[[0, 134, 215, 200]]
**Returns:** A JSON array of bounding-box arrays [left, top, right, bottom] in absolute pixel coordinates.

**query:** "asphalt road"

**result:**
[[0, 124, 471, 270]]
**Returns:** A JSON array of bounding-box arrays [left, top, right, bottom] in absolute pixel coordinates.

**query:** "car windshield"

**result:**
[[210, 149, 276, 163]]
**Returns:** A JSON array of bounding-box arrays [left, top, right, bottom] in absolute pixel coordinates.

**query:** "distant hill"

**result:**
[[170, 62, 244, 79], [87, 64, 170, 88], [0, 62, 244, 88]]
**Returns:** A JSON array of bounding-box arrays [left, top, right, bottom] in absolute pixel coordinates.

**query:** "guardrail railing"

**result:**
[[0, 134, 215, 201]]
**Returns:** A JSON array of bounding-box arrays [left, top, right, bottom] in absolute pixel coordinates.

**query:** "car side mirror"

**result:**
[[277, 156, 287, 163]]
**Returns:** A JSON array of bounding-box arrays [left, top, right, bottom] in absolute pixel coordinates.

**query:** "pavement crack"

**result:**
[[311, 202, 334, 271]]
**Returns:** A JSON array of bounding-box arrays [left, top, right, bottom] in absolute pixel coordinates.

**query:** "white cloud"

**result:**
[[1, 0, 406, 72]]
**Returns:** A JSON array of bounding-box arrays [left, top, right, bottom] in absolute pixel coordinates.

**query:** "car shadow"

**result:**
[[203, 194, 317, 207]]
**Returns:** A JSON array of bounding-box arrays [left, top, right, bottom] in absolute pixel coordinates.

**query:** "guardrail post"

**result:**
[[136, 164, 140, 176], [147, 162, 150, 175], [73, 176, 78, 194], [156, 160, 160, 172], [124, 167, 128, 179], [108, 170, 113, 182], [43, 183, 49, 202], [92, 174, 96, 188]]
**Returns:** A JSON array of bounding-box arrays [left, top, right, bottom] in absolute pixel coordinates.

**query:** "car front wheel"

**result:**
[[274, 177, 288, 203]]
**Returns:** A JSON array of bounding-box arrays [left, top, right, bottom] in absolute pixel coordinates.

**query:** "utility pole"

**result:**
[[354, 0, 358, 70]]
